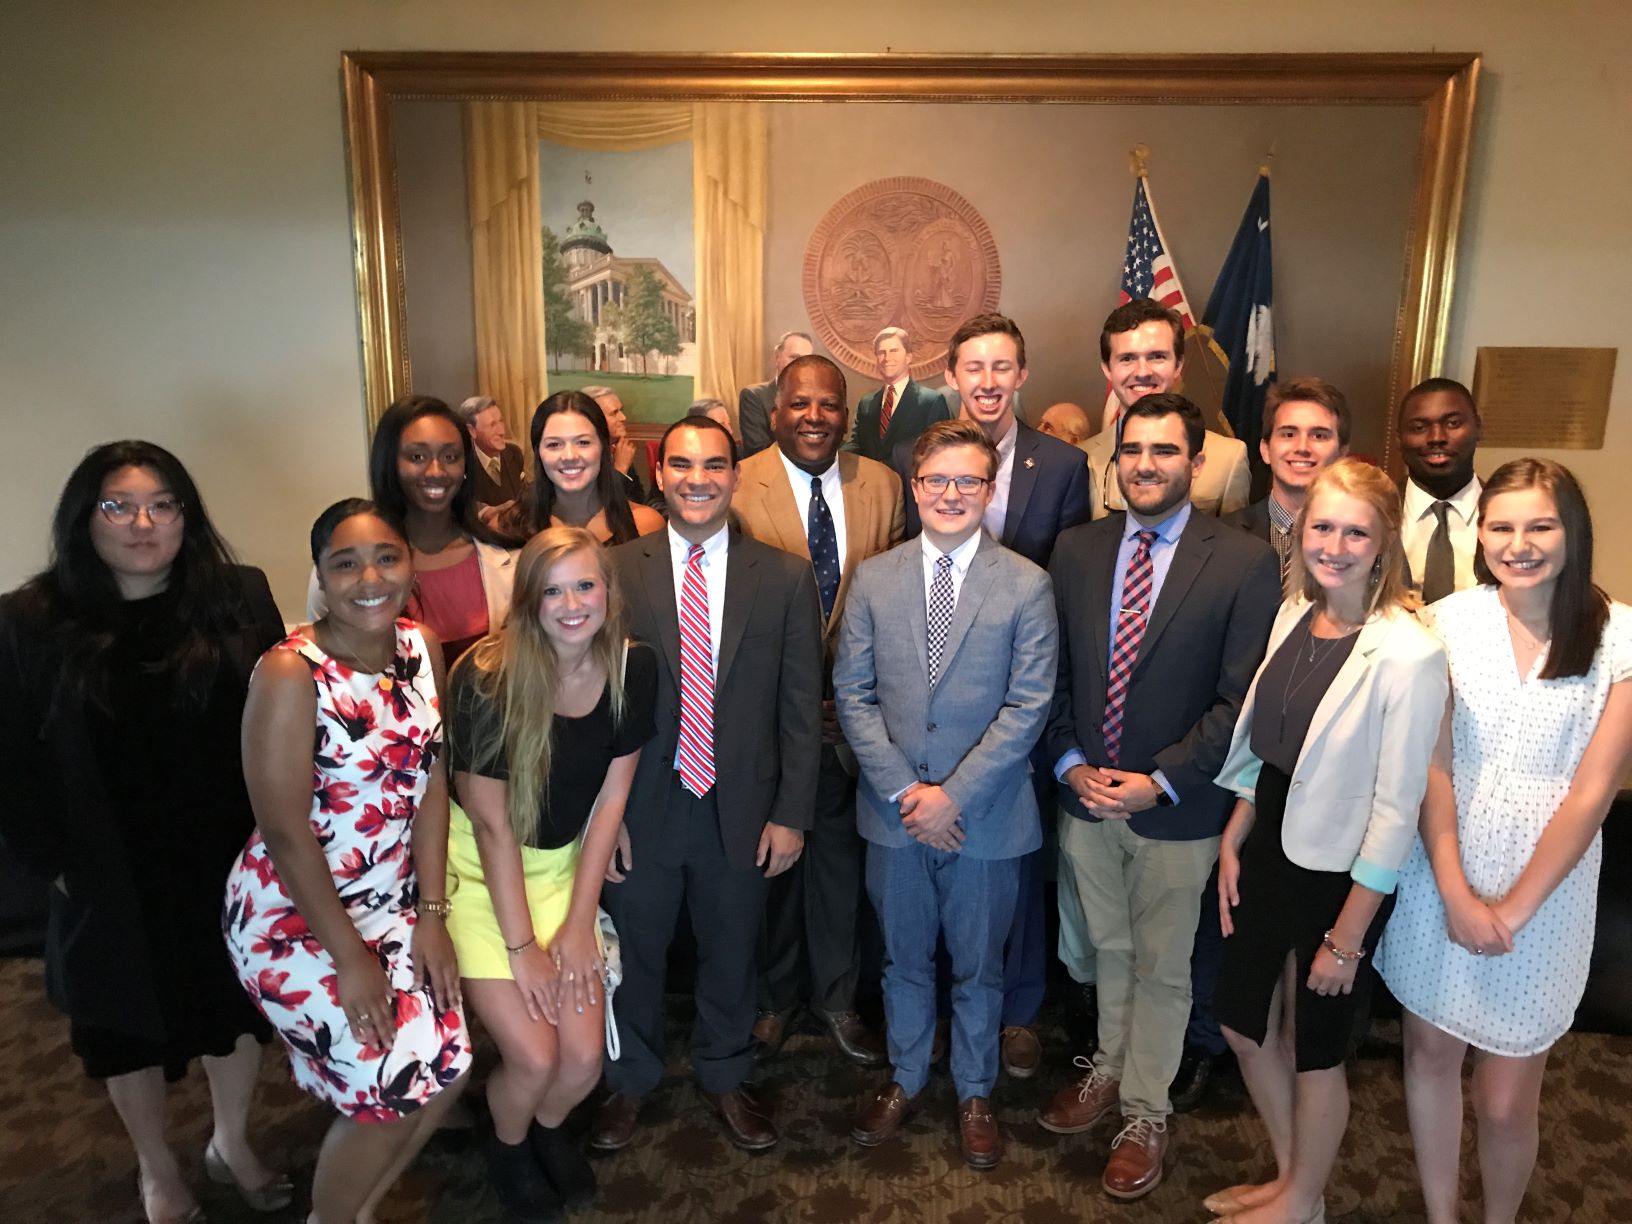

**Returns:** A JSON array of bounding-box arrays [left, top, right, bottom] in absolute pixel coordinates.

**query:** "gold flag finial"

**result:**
[[1260, 143, 1277, 177], [1129, 143, 1150, 178]]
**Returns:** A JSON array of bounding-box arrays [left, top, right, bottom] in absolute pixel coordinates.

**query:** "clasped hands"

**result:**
[[898, 782, 962, 852], [1062, 764, 1162, 819], [1443, 883, 1517, 958]]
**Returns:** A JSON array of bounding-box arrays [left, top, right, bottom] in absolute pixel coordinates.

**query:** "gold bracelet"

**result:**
[[1321, 929, 1366, 965], [506, 936, 536, 955], [416, 897, 452, 918]]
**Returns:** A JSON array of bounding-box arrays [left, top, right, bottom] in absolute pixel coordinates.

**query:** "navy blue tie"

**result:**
[[808, 475, 840, 621]]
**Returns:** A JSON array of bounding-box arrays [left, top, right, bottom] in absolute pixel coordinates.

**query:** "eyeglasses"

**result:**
[[913, 474, 991, 495], [96, 498, 184, 526]]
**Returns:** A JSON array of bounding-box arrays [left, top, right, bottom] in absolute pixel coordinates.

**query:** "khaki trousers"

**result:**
[[1058, 809, 1220, 1121]]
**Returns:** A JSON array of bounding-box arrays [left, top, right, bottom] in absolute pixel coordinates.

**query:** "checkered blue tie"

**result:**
[[926, 553, 955, 687]]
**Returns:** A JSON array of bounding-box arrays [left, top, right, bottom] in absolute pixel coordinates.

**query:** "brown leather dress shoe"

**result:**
[[702, 1086, 779, 1152], [751, 1008, 796, 1061], [589, 1092, 642, 1152], [1037, 1058, 1120, 1134], [1102, 1116, 1168, 1200], [1000, 1025, 1042, 1078], [850, 1082, 920, 1146], [957, 1096, 1002, 1170], [815, 1008, 887, 1066]]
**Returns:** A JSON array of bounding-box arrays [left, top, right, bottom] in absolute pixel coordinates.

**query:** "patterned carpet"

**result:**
[[4, 955, 1629, 1223]]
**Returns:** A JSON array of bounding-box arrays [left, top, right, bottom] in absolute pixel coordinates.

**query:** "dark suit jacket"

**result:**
[[470, 443, 529, 508], [1221, 498, 1272, 544], [738, 380, 777, 459], [897, 422, 1093, 571], [610, 530, 824, 870], [847, 379, 950, 463], [1044, 512, 1280, 840], [0, 566, 285, 1039]]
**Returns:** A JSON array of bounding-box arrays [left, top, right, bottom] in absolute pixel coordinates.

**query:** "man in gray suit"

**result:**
[[738, 330, 814, 458], [835, 419, 1057, 1170], [593, 415, 824, 1154]]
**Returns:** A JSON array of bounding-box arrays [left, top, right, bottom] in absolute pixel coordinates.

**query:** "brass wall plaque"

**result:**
[[1471, 346, 1616, 449], [802, 177, 1002, 380]]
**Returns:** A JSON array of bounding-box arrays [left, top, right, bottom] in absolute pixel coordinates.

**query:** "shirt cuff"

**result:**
[[1054, 749, 1087, 781], [1151, 770, 1180, 805], [888, 782, 913, 803], [1349, 856, 1399, 895]]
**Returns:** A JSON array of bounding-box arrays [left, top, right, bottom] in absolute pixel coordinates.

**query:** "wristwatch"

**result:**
[[1150, 776, 1174, 807]]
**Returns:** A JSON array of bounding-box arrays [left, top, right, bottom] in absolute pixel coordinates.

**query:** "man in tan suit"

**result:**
[[734, 353, 906, 1066], [1080, 299, 1252, 520]]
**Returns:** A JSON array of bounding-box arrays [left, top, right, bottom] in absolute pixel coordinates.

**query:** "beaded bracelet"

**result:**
[[1321, 930, 1366, 965], [505, 936, 536, 955]]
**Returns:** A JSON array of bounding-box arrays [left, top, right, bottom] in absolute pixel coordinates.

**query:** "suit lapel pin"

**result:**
[[1023, 457, 1035, 469]]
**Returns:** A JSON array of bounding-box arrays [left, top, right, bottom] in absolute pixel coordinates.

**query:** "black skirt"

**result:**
[[1214, 764, 1393, 1072]]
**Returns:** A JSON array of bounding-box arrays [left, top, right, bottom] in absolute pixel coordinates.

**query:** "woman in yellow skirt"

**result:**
[[444, 527, 655, 1221]]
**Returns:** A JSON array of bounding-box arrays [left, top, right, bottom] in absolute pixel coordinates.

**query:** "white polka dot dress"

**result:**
[[1377, 587, 1632, 1055]]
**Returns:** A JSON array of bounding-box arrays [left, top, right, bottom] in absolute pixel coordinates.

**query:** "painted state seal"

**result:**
[[802, 178, 1001, 381]]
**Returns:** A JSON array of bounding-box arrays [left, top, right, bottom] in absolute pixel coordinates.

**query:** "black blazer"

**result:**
[[848, 379, 951, 463], [1044, 513, 1280, 840], [0, 566, 285, 1039], [897, 422, 1093, 571], [609, 531, 823, 871], [470, 443, 529, 508], [1222, 497, 1273, 544]]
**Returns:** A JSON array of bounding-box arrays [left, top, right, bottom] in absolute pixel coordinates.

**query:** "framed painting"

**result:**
[[344, 52, 1478, 463]]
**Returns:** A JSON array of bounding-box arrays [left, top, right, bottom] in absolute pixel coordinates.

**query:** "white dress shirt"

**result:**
[[1402, 475, 1482, 595], [776, 449, 849, 572], [666, 523, 728, 676], [919, 529, 982, 619], [981, 419, 1020, 542]]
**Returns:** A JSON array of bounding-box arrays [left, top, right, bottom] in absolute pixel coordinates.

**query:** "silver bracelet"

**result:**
[[1321, 929, 1366, 965]]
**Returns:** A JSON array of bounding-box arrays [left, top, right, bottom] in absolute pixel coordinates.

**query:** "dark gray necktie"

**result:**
[[1422, 500, 1455, 604], [807, 475, 840, 622]]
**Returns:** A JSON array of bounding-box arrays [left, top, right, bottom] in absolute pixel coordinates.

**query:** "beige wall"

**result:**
[[4, 1, 1629, 612]]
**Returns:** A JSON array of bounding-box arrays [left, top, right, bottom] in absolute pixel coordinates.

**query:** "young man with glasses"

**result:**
[[836, 418, 1057, 1170]]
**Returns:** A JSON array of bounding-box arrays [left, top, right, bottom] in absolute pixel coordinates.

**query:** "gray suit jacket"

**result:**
[[738, 380, 776, 459], [834, 533, 1057, 860]]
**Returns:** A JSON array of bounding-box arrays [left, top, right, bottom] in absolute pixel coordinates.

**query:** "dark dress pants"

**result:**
[[1184, 860, 1229, 1057], [601, 783, 769, 1097], [757, 744, 866, 1016]]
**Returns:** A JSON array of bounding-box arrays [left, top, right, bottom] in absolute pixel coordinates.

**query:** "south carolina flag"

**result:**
[[1197, 171, 1276, 447]]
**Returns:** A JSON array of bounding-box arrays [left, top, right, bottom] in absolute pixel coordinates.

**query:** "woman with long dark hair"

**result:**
[[444, 526, 655, 1219], [226, 499, 471, 1223], [0, 441, 290, 1223], [309, 395, 518, 666], [1378, 459, 1632, 1224], [510, 391, 664, 544]]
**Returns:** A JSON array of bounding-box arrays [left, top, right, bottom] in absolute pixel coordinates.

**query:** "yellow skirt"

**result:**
[[445, 802, 579, 981]]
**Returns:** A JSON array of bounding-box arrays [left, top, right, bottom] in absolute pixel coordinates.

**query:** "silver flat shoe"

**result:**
[[203, 1142, 294, 1213]]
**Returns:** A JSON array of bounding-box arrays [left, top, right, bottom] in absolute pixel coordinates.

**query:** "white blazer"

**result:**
[[307, 539, 518, 635], [1214, 598, 1447, 892]]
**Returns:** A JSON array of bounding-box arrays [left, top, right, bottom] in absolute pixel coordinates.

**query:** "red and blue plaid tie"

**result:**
[[1102, 531, 1157, 765]]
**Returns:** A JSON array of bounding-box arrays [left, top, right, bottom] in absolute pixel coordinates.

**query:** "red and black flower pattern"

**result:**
[[222, 620, 470, 1121]]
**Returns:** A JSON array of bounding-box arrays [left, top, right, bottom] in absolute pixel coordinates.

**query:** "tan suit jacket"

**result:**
[[732, 448, 906, 658], [1079, 427, 1252, 519]]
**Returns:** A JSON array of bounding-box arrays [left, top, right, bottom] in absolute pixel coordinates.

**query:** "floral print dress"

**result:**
[[223, 620, 471, 1120]]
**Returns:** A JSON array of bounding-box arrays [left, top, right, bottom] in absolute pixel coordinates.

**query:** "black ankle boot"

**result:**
[[527, 1120, 597, 1210], [484, 1129, 563, 1223]]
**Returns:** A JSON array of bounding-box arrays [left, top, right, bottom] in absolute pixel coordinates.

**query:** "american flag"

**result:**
[[1105, 176, 1196, 424], [1119, 177, 1195, 327]]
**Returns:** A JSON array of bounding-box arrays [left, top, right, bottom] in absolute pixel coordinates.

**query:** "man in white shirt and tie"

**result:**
[[1397, 377, 1484, 604], [847, 326, 949, 462]]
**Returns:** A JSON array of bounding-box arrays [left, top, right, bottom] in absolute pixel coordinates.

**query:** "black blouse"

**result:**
[[448, 643, 658, 849]]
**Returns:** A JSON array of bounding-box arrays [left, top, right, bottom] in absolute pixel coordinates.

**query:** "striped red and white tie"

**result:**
[[1102, 531, 1157, 765], [676, 543, 716, 796]]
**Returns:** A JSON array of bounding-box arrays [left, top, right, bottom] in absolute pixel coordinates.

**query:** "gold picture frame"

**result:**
[[341, 51, 1480, 469]]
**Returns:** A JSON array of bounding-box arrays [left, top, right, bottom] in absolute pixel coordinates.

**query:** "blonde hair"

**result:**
[[453, 527, 629, 845], [1285, 458, 1413, 617]]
